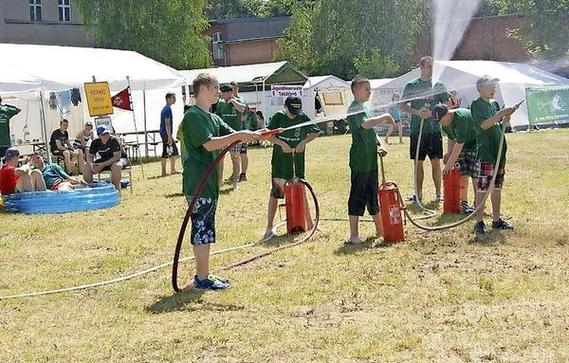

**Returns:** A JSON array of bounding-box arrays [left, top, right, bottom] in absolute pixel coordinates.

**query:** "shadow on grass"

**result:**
[[470, 230, 507, 245], [334, 237, 390, 255], [147, 289, 245, 314], [165, 192, 184, 199]]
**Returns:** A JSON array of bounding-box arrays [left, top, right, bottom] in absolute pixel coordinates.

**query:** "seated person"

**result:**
[[29, 153, 85, 192], [73, 121, 94, 153], [82, 125, 129, 191], [0, 148, 46, 195], [50, 119, 84, 173]]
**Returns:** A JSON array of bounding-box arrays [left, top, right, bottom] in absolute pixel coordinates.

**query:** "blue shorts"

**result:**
[[186, 196, 217, 245]]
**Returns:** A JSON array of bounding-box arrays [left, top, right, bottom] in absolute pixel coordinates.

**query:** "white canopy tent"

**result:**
[[373, 60, 569, 128], [0, 43, 186, 157], [180, 61, 308, 120]]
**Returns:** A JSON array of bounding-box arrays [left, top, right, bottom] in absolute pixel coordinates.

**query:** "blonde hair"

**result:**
[[193, 73, 218, 97]]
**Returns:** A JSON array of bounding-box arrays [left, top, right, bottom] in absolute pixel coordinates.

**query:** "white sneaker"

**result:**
[[262, 230, 276, 242], [348, 236, 365, 245]]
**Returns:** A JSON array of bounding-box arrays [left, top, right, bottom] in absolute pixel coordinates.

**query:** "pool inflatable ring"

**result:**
[[2, 183, 120, 214]]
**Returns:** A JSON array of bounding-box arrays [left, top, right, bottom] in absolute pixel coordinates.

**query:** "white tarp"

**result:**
[[373, 60, 569, 128], [303, 75, 352, 121], [0, 43, 186, 156]]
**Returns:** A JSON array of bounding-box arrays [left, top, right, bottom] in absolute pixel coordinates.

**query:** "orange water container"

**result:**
[[378, 182, 405, 243], [284, 180, 307, 233], [443, 166, 461, 214]]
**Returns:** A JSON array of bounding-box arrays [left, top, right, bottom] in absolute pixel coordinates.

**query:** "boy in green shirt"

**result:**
[[432, 104, 478, 214], [215, 85, 246, 188], [470, 75, 517, 236], [347, 77, 395, 244], [400, 56, 449, 203], [263, 96, 321, 240], [182, 73, 260, 290]]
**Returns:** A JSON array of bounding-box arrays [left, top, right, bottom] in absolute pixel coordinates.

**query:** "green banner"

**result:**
[[525, 85, 569, 124]]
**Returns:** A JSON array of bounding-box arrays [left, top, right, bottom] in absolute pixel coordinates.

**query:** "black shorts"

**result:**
[[161, 141, 179, 158], [410, 133, 443, 161], [348, 169, 380, 216]]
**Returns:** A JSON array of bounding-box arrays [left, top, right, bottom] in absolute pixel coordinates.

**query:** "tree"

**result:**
[[276, 0, 429, 79], [258, 0, 316, 17], [205, 0, 262, 20], [76, 0, 212, 70]]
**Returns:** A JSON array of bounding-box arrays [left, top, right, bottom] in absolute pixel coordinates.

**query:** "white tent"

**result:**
[[373, 60, 569, 128], [0, 43, 186, 157], [301, 75, 351, 132], [180, 61, 308, 121]]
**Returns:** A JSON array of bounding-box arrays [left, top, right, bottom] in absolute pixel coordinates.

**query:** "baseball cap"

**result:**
[[220, 84, 232, 93], [432, 104, 449, 122], [2, 148, 19, 162], [285, 96, 303, 116], [476, 75, 500, 88], [97, 125, 111, 135]]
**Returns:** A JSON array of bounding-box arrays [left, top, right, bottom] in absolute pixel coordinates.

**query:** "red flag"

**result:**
[[111, 87, 133, 111]]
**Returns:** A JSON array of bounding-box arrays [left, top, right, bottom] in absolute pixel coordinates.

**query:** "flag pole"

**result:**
[[126, 76, 145, 179]]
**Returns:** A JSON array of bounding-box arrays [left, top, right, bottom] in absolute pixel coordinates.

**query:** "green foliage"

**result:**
[[486, 0, 569, 58], [276, 0, 429, 79], [76, 0, 212, 70], [258, 0, 316, 17], [205, 0, 262, 19]]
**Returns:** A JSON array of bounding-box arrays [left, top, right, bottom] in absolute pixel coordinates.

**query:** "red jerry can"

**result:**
[[443, 166, 461, 214], [284, 180, 307, 233], [378, 182, 405, 243]]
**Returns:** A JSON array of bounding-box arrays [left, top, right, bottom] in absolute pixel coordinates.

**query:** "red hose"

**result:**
[[171, 141, 239, 292]]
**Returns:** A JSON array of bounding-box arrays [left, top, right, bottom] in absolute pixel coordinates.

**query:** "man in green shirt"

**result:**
[[231, 81, 251, 182], [263, 96, 321, 240], [182, 73, 259, 290], [346, 77, 394, 245], [433, 104, 478, 214], [470, 75, 517, 236], [0, 97, 21, 159], [216, 84, 246, 188], [400, 56, 449, 203]]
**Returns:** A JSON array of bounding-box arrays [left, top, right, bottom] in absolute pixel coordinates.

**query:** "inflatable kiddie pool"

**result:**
[[2, 183, 120, 214]]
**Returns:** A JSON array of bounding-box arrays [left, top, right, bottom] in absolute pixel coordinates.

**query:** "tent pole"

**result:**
[[127, 76, 145, 179], [38, 91, 50, 161], [262, 79, 266, 119], [143, 87, 148, 159]]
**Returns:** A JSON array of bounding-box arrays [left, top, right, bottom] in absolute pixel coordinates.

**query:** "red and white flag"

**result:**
[[111, 87, 133, 111]]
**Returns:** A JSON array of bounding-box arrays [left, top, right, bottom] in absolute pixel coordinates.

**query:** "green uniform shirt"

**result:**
[[182, 105, 234, 199], [346, 101, 378, 172], [0, 104, 21, 146], [471, 98, 507, 164], [215, 99, 241, 131], [401, 78, 449, 136], [267, 111, 320, 179], [441, 108, 477, 152]]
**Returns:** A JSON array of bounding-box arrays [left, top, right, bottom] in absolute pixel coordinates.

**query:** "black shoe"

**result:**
[[474, 221, 486, 236], [492, 219, 513, 230], [238, 173, 247, 182]]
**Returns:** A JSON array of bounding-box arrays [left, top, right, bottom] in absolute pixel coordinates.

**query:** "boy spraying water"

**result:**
[[347, 77, 395, 244], [263, 96, 320, 240], [470, 76, 517, 236]]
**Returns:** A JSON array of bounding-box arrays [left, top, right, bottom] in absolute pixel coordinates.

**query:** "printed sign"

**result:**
[[525, 85, 569, 124], [84, 82, 114, 117], [271, 85, 304, 97]]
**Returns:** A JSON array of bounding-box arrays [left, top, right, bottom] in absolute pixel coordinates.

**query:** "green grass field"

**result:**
[[1, 130, 568, 362]]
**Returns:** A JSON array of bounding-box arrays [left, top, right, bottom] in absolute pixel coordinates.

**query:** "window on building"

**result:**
[[58, 0, 71, 22], [212, 32, 225, 61], [29, 0, 42, 22]]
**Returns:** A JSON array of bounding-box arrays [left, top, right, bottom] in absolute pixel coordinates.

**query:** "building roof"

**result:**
[[180, 61, 307, 92]]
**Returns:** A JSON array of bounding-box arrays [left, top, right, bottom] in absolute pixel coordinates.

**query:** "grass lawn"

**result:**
[[1, 129, 568, 362]]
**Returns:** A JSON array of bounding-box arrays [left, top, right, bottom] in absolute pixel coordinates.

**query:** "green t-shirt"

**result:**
[[267, 111, 320, 179], [42, 163, 69, 189], [182, 105, 234, 199], [243, 111, 258, 130], [215, 99, 241, 131], [401, 78, 449, 136], [441, 108, 477, 152], [346, 101, 378, 172], [0, 104, 21, 146], [471, 98, 507, 164]]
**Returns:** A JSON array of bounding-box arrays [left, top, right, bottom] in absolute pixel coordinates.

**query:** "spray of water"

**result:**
[[432, 0, 483, 84]]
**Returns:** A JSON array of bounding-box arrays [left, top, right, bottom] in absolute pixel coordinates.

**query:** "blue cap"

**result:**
[[96, 125, 110, 135], [2, 147, 19, 162]]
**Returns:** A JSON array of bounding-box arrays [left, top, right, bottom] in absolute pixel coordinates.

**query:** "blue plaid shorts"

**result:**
[[186, 196, 217, 245]]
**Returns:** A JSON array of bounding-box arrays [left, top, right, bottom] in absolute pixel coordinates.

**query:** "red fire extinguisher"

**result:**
[[443, 164, 461, 214], [282, 149, 308, 234], [378, 155, 405, 243]]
